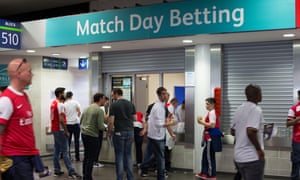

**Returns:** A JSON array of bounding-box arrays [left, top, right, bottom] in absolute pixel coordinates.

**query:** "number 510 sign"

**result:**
[[0, 19, 21, 49]]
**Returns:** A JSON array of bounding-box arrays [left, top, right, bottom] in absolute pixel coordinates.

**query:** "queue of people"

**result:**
[[2, 58, 300, 180]]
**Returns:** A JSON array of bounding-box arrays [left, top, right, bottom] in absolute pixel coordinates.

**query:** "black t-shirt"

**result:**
[[109, 99, 136, 132]]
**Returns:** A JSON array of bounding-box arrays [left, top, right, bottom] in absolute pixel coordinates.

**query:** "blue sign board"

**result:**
[[78, 58, 88, 70], [0, 19, 21, 49], [0, 65, 9, 86], [42, 56, 68, 70], [46, 0, 295, 47]]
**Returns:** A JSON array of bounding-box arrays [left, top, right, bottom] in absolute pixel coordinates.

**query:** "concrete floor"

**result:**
[[38, 157, 290, 180]]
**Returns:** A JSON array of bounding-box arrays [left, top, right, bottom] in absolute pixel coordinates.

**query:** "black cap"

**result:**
[[298, 90, 300, 97]]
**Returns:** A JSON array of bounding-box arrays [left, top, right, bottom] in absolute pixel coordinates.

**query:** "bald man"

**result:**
[[0, 58, 39, 180]]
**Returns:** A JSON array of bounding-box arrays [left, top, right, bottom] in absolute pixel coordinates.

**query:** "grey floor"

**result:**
[[39, 156, 290, 180]]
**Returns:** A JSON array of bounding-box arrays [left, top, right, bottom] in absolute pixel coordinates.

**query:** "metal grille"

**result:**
[[222, 41, 294, 136], [101, 48, 185, 73]]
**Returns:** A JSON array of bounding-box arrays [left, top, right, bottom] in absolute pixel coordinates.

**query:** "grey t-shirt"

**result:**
[[109, 99, 136, 132]]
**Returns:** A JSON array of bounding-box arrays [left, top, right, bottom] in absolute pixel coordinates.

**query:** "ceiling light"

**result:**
[[283, 33, 295, 38], [51, 53, 60, 56], [182, 40, 193, 44], [102, 45, 112, 49], [26, 50, 36, 53]]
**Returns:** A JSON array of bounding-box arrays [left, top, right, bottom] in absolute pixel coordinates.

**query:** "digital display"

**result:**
[[112, 77, 132, 101]]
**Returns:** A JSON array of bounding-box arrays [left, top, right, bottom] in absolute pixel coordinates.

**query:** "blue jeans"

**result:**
[[33, 155, 45, 172], [82, 134, 100, 180], [113, 130, 134, 180], [291, 141, 300, 180], [53, 131, 75, 175], [140, 139, 156, 174], [148, 138, 166, 180], [67, 124, 81, 160], [2, 156, 35, 180]]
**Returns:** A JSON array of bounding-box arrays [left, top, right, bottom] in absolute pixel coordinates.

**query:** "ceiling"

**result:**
[[0, 0, 91, 17], [0, 1, 299, 59]]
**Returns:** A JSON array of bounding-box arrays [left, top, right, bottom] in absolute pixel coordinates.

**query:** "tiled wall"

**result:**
[[171, 144, 292, 178]]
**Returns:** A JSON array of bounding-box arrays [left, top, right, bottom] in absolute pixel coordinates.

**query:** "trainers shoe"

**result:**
[[68, 172, 82, 179], [53, 171, 64, 177], [93, 162, 104, 167], [195, 173, 208, 179], [165, 171, 168, 178], [39, 167, 51, 178]]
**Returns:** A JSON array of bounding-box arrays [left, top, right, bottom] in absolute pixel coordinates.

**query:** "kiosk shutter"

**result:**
[[222, 41, 293, 136], [101, 48, 185, 73]]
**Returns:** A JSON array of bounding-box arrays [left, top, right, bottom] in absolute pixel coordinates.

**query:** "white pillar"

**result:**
[[194, 44, 211, 173]]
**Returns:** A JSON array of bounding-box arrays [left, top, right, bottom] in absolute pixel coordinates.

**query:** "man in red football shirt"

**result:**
[[287, 90, 300, 180], [0, 58, 39, 180], [50, 87, 81, 178]]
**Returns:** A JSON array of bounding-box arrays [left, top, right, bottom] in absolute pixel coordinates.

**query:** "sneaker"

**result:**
[[68, 172, 82, 179], [195, 173, 208, 179], [208, 176, 217, 180], [54, 171, 64, 177], [93, 162, 104, 168], [39, 167, 51, 178]]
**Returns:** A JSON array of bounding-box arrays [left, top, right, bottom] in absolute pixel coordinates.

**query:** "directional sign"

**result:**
[[0, 19, 21, 49], [78, 58, 88, 70], [42, 56, 68, 70]]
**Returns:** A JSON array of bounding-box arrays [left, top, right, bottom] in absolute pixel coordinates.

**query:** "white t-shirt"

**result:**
[[64, 99, 80, 125], [232, 101, 264, 163], [148, 100, 166, 140]]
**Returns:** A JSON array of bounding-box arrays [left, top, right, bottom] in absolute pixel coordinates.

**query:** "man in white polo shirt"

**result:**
[[231, 84, 265, 180], [139, 87, 176, 180]]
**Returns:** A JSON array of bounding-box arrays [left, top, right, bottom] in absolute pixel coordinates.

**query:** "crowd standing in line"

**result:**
[[3, 59, 295, 180]]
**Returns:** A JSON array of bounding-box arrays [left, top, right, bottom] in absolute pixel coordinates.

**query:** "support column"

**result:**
[[194, 44, 212, 173]]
